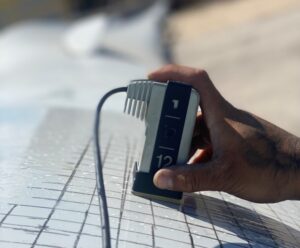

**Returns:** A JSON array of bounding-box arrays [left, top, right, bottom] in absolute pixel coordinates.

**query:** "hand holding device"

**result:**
[[149, 64, 300, 203]]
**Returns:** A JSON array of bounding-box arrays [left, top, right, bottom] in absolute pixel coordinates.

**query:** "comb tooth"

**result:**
[[131, 82, 140, 117], [123, 86, 130, 113], [136, 82, 145, 119], [141, 81, 152, 120], [127, 82, 135, 115], [125, 84, 131, 114], [140, 82, 148, 120], [145, 81, 153, 119]]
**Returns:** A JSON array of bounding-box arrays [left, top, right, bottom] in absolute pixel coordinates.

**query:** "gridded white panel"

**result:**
[[0, 108, 299, 248]]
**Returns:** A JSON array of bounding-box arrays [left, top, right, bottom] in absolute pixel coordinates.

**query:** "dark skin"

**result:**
[[149, 64, 300, 203]]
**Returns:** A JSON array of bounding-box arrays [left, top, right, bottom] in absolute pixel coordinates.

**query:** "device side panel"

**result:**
[[139, 84, 166, 172], [177, 89, 200, 164]]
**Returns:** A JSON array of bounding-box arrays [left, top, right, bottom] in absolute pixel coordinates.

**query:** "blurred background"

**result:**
[[0, 0, 299, 136], [0, 0, 194, 27]]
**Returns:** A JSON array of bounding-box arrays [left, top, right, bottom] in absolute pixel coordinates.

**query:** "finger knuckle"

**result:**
[[194, 68, 209, 79], [184, 172, 200, 193]]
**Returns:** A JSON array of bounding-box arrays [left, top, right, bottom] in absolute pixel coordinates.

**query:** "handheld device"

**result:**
[[94, 81, 199, 246], [124, 80, 200, 203]]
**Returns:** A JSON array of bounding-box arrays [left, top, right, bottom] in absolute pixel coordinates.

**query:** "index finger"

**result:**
[[148, 64, 226, 127]]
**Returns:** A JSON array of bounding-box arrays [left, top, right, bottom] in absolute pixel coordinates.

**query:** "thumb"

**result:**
[[153, 162, 223, 193]]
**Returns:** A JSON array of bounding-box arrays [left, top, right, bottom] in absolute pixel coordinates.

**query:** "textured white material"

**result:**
[[63, 1, 169, 66], [63, 15, 109, 56], [0, 107, 299, 248], [0, 2, 169, 111]]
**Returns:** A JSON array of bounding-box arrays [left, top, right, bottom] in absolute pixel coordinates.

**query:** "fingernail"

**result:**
[[155, 174, 173, 190]]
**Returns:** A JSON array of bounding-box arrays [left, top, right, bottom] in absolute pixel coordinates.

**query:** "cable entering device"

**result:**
[[94, 87, 127, 248]]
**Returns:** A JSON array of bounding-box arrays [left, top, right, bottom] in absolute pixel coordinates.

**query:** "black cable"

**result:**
[[94, 87, 128, 248]]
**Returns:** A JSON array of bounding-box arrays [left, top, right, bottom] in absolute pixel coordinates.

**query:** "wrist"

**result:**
[[274, 134, 300, 201], [283, 137, 300, 200], [291, 138, 300, 200]]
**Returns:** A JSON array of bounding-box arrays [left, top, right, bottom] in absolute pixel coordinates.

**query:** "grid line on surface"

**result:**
[[73, 137, 112, 248], [1, 109, 300, 248], [219, 193, 252, 247], [0, 204, 17, 226], [150, 200, 156, 248], [267, 202, 300, 247], [115, 139, 138, 248], [183, 214, 195, 248], [30, 140, 91, 248], [200, 194, 222, 247]]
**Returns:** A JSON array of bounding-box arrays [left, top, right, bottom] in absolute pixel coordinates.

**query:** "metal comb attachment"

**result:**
[[124, 80, 153, 120]]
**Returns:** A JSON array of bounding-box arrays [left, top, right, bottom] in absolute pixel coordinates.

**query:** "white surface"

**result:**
[[0, 107, 299, 248], [0, 2, 169, 111], [64, 1, 169, 66]]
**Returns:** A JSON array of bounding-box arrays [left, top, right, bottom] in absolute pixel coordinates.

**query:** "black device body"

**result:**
[[132, 82, 194, 202]]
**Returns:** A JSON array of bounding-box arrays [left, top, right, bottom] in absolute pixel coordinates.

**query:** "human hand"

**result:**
[[149, 64, 300, 203]]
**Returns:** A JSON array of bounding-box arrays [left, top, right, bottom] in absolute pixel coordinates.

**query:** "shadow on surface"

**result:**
[[152, 194, 300, 247]]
